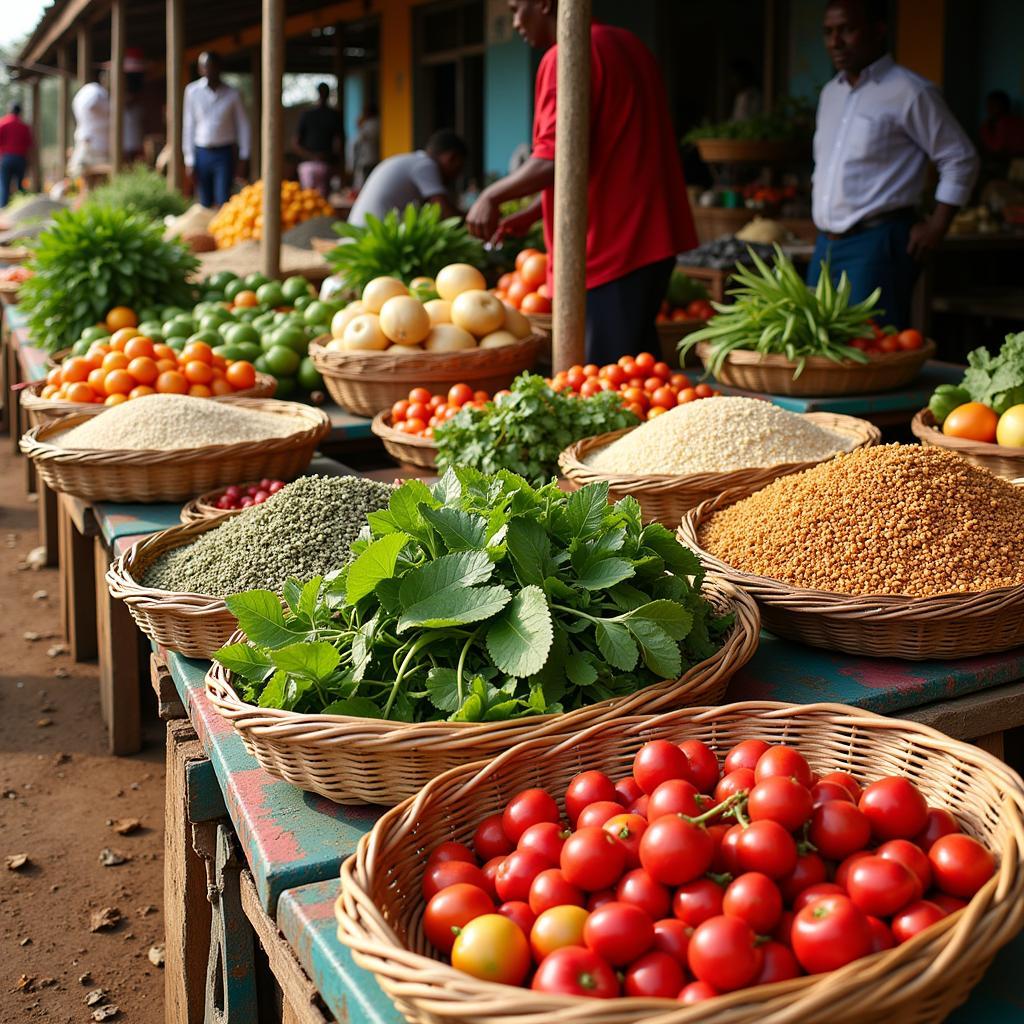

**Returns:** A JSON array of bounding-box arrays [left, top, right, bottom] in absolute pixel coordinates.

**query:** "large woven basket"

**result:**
[[204, 578, 759, 805], [695, 138, 807, 163], [309, 335, 540, 417], [696, 339, 934, 396], [336, 700, 1024, 1024], [911, 408, 1024, 480], [679, 485, 1024, 659], [105, 518, 242, 658], [0, 245, 31, 264], [559, 412, 881, 526], [370, 411, 438, 470], [20, 398, 330, 503]]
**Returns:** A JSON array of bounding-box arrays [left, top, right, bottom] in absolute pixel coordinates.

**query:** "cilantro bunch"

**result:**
[[214, 469, 731, 724], [434, 373, 640, 486]]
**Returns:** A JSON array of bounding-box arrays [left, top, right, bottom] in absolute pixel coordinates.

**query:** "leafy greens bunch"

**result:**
[[434, 373, 640, 486], [680, 244, 882, 378], [214, 469, 731, 724], [961, 332, 1024, 415], [21, 203, 198, 353], [90, 165, 190, 221]]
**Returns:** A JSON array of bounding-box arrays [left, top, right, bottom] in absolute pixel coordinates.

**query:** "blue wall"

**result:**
[[786, 0, 834, 103], [483, 38, 533, 179]]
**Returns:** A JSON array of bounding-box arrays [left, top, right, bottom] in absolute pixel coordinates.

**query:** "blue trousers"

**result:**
[[194, 145, 234, 208], [585, 257, 675, 364], [0, 154, 26, 208], [807, 217, 916, 328]]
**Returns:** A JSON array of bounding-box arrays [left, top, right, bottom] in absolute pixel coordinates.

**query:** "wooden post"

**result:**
[[249, 48, 262, 186], [30, 79, 42, 192], [551, 0, 590, 372], [57, 48, 70, 179], [76, 25, 93, 90], [109, 0, 125, 172], [166, 0, 184, 191], [261, 0, 285, 279]]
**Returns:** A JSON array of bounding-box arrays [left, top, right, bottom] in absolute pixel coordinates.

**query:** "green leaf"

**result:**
[[225, 591, 298, 648], [425, 667, 462, 712], [505, 518, 554, 585], [641, 524, 704, 578], [432, 467, 463, 505], [399, 585, 512, 631], [346, 533, 410, 604], [564, 482, 610, 537], [297, 577, 323, 619], [270, 642, 341, 680], [282, 579, 303, 614], [594, 620, 640, 671], [626, 620, 683, 679], [258, 671, 288, 708], [625, 600, 694, 641], [565, 652, 598, 687], [399, 549, 492, 607], [421, 506, 488, 551], [384, 479, 436, 536], [486, 585, 553, 677], [213, 642, 272, 682], [320, 697, 383, 719], [575, 557, 635, 591]]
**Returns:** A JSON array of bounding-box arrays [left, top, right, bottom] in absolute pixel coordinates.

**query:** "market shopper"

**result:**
[[294, 83, 345, 198], [183, 52, 252, 208], [347, 130, 466, 227], [69, 71, 110, 190], [465, 0, 696, 363], [0, 103, 33, 208], [809, 0, 978, 327]]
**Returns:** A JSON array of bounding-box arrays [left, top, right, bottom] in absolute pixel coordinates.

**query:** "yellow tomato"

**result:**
[[996, 404, 1024, 448]]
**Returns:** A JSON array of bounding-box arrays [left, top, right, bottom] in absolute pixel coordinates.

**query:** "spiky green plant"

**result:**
[[90, 165, 190, 221]]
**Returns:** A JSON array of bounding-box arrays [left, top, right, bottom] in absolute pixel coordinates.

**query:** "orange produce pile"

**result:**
[[390, 384, 495, 440], [208, 180, 333, 249], [494, 248, 551, 315]]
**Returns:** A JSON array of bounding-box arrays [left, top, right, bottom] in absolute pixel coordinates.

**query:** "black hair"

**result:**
[[987, 90, 1011, 113], [11, 103, 22, 116], [317, 82, 330, 98], [426, 129, 467, 158], [825, 0, 887, 22], [199, 51, 220, 67]]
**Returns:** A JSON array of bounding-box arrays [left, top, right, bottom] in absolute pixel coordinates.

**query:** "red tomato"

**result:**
[[772, 909, 796, 946], [633, 740, 692, 794], [669, 372, 689, 389], [641, 375, 663, 394], [809, 800, 872, 860], [640, 816, 715, 886], [648, 778, 706, 820], [748, 777, 813, 831], [929, 893, 968, 915], [678, 740, 719, 794], [634, 352, 656, 373], [405, 401, 429, 424], [579, 378, 602, 398], [583, 901, 654, 966], [624, 401, 647, 419], [624, 951, 686, 998], [835, 850, 873, 890], [755, 745, 813, 788], [577, 801, 625, 830], [715, 767, 755, 803], [866, 915, 895, 952], [859, 778, 928, 841], [754, 941, 801, 984], [779, 851, 828, 904], [602, 813, 647, 867], [846, 856, 918, 917], [652, 917, 691, 964], [724, 739, 770, 775], [616, 868, 671, 919], [402, 417, 427, 436], [567, 368, 587, 392], [427, 841, 476, 867], [694, 383, 715, 399], [587, 888, 617, 911], [423, 859, 487, 900], [502, 788, 560, 843], [914, 807, 960, 851], [928, 834, 995, 898], [877, 839, 932, 898], [793, 882, 845, 913], [600, 364, 626, 386], [408, 387, 431, 405], [650, 386, 677, 410], [736, 820, 797, 879], [515, 247, 541, 272], [626, 794, 649, 818], [671, 877, 724, 927], [518, 822, 569, 866], [480, 856, 503, 898], [717, 824, 744, 875], [497, 900, 535, 936], [897, 328, 924, 351], [423, 883, 493, 953], [452, 913, 531, 986], [791, 895, 872, 974], [817, 772, 861, 802], [495, 849, 550, 903], [473, 813, 514, 861], [472, 390, 489, 403], [429, 393, 446, 409], [688, 915, 763, 992], [880, 335, 901, 353], [531, 945, 619, 998], [891, 900, 946, 943], [519, 253, 548, 289], [391, 399, 410, 422], [651, 360, 672, 381], [810, 780, 855, 807], [622, 386, 648, 409], [561, 827, 627, 891], [447, 383, 473, 407], [723, 872, 783, 933], [706, 823, 733, 874], [678, 387, 698, 403], [520, 292, 552, 314], [527, 868, 584, 915], [530, 904, 589, 960], [678, 980, 719, 1003]]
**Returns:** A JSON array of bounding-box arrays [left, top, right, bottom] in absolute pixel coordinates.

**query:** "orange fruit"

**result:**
[[233, 290, 259, 308], [102, 351, 129, 372], [211, 365, 225, 379], [129, 385, 156, 400], [155, 358, 178, 374], [66, 382, 94, 404], [209, 377, 233, 396], [211, 355, 227, 370], [110, 326, 141, 350], [153, 343, 175, 361], [61, 357, 91, 384], [46, 367, 61, 386], [41, 384, 59, 399], [87, 368, 107, 391], [123, 336, 155, 360], [127, 356, 158, 385], [187, 384, 213, 398], [156, 370, 188, 395], [183, 360, 214, 385], [225, 361, 256, 390], [104, 369, 134, 395], [104, 393, 128, 406], [182, 341, 213, 365], [105, 306, 138, 332]]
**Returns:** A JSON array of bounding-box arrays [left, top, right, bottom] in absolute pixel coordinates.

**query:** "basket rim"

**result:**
[[559, 411, 881, 491], [695, 337, 936, 371], [309, 333, 540, 374], [204, 577, 760, 745], [337, 698, 1024, 1020], [911, 407, 1024, 459], [370, 410, 439, 450]]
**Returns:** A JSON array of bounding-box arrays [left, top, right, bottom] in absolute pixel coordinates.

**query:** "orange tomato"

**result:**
[[87, 368, 107, 391], [155, 358, 178, 374], [104, 393, 129, 406], [61, 357, 92, 384], [537, 283, 551, 300], [233, 290, 259, 308], [497, 272, 516, 291], [66, 381, 95, 404], [183, 360, 214, 385], [127, 356, 158, 385], [41, 384, 59, 399], [156, 370, 189, 395], [102, 351, 130, 372], [942, 402, 998, 443], [104, 369, 134, 395], [520, 292, 552, 314], [211, 354, 227, 370], [519, 253, 548, 290], [105, 306, 138, 332], [506, 279, 531, 309], [647, 406, 668, 419], [129, 385, 156, 400], [209, 377, 233, 396], [515, 248, 541, 272], [188, 384, 213, 398], [110, 326, 141, 350], [152, 343, 176, 361], [46, 366, 62, 387], [123, 336, 155, 360], [225, 361, 256, 390], [181, 341, 213, 365]]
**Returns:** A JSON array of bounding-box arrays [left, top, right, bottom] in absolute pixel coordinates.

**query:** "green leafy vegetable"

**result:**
[[683, 97, 813, 144], [90, 165, 190, 221], [960, 332, 1024, 415]]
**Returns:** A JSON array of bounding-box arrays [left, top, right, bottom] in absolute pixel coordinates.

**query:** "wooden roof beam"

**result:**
[[21, 0, 108, 70]]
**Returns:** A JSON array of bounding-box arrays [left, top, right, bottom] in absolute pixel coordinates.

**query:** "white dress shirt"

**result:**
[[182, 78, 251, 168], [71, 81, 110, 149], [812, 54, 978, 234]]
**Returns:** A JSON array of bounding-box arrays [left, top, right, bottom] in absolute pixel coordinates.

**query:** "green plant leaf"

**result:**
[[297, 577, 323, 619], [576, 557, 635, 591], [425, 667, 461, 712], [564, 652, 598, 687], [626, 620, 682, 679], [486, 585, 553, 677], [399, 549, 492, 607], [270, 641, 341, 680], [320, 697, 383, 718], [346, 533, 410, 604], [282, 579, 303, 614], [225, 591, 298, 648], [399, 585, 512, 631], [594, 620, 640, 671], [565, 482, 610, 538], [505, 518, 554, 585], [624, 600, 694, 641], [213, 642, 272, 682], [421, 506, 488, 551]]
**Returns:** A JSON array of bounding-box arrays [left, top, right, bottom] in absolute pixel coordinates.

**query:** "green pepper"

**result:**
[[928, 385, 972, 425]]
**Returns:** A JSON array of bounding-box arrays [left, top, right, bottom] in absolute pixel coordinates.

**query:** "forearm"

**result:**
[[927, 202, 958, 236], [481, 158, 554, 205]]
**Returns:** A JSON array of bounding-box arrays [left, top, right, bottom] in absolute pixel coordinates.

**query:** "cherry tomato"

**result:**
[[577, 801, 625, 830], [616, 868, 671, 920], [678, 980, 719, 1003], [754, 941, 801, 984], [929, 893, 968, 915], [446, 383, 473, 407], [426, 841, 476, 868], [715, 767, 755, 803], [633, 740, 692, 794], [480, 856, 503, 899], [423, 883, 493, 953], [518, 821, 569, 866], [650, 386, 677, 410], [723, 872, 783, 933], [451, 913, 531, 985], [602, 813, 647, 867], [494, 849, 549, 903], [587, 888, 617, 911], [678, 740, 719, 794], [755, 745, 813, 789], [846, 856, 918, 918], [891, 900, 946, 944], [601, 364, 626, 387], [748, 776, 813, 831], [502, 788, 560, 843], [561, 827, 627, 891], [772, 909, 796, 946], [528, 867, 584, 915], [818, 771, 862, 802], [809, 800, 872, 860], [835, 850, 873, 890], [652, 917, 691, 964], [648, 779, 707, 820], [791, 895, 872, 974], [678, 387, 698, 403], [866, 915, 895, 952], [672, 877, 724, 927], [707, 823, 734, 873], [634, 352, 655, 373], [473, 814, 513, 860], [643, 376, 664, 394], [391, 399, 410, 422], [531, 945, 619, 998], [405, 400, 430, 424], [423, 859, 487, 900], [687, 915, 763, 992], [859, 777, 928, 841], [408, 387, 432, 405], [530, 904, 589, 960], [792, 882, 845, 913], [651, 360, 672, 381], [779, 852, 828, 904], [626, 794, 650, 818], [640, 816, 715, 886], [624, 951, 686, 998], [877, 838, 931, 898], [614, 777, 643, 806], [497, 900, 535, 936], [583, 901, 654, 965], [564, 771, 618, 825], [736, 820, 797, 879], [928, 834, 995, 898], [897, 328, 924, 351], [694, 383, 715, 398], [717, 824, 744, 874], [810, 780, 855, 807], [669, 372, 689, 389], [914, 807, 960, 851], [724, 739, 770, 775]]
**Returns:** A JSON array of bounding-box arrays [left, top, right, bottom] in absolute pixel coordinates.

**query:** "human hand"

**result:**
[[907, 218, 945, 260], [466, 191, 500, 240]]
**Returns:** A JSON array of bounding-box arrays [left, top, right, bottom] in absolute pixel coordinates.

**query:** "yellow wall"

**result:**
[[379, 0, 415, 158], [896, 0, 946, 84]]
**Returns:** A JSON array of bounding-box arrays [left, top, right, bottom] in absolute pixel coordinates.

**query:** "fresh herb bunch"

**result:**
[[683, 97, 813, 144], [434, 373, 640, 486], [21, 204, 198, 352], [90, 165, 190, 221], [327, 202, 484, 295], [214, 470, 731, 723], [961, 332, 1024, 415], [680, 244, 881, 377]]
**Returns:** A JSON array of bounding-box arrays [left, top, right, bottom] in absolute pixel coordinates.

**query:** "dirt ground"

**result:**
[[1, 447, 165, 1024]]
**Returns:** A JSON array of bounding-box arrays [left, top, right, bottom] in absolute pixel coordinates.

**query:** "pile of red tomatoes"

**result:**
[[549, 351, 719, 420], [657, 298, 715, 324], [420, 737, 995, 1002], [390, 384, 497, 439], [850, 325, 925, 355], [494, 248, 551, 315]]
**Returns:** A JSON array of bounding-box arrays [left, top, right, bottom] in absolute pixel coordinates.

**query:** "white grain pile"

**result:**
[[586, 396, 856, 475], [53, 395, 304, 450]]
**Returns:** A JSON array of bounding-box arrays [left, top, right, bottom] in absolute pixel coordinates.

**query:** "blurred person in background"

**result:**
[[69, 69, 110, 190], [294, 83, 344, 198], [350, 103, 380, 189], [0, 103, 33, 208], [980, 90, 1024, 160]]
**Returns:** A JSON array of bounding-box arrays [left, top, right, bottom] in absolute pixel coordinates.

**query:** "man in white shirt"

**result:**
[[183, 52, 251, 208], [810, 0, 978, 327], [69, 72, 110, 189]]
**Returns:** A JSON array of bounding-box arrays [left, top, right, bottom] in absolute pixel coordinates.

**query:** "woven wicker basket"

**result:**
[[105, 518, 242, 658], [679, 484, 1024, 659], [911, 409, 1024, 480], [524, 312, 551, 338], [695, 138, 807, 163], [0, 245, 31, 264], [370, 411, 438, 470], [179, 481, 270, 523], [696, 339, 934, 396], [204, 578, 759, 804], [336, 700, 1024, 1024], [559, 412, 882, 526], [20, 397, 330, 503], [309, 335, 540, 417], [0, 279, 22, 301]]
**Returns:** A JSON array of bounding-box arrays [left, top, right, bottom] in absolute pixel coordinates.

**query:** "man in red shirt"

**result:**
[[0, 103, 34, 209], [467, 1, 696, 363]]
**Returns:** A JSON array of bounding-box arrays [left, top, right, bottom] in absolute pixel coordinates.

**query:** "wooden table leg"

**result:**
[[151, 653, 186, 722], [974, 731, 1005, 760], [37, 472, 58, 567], [57, 498, 97, 661]]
